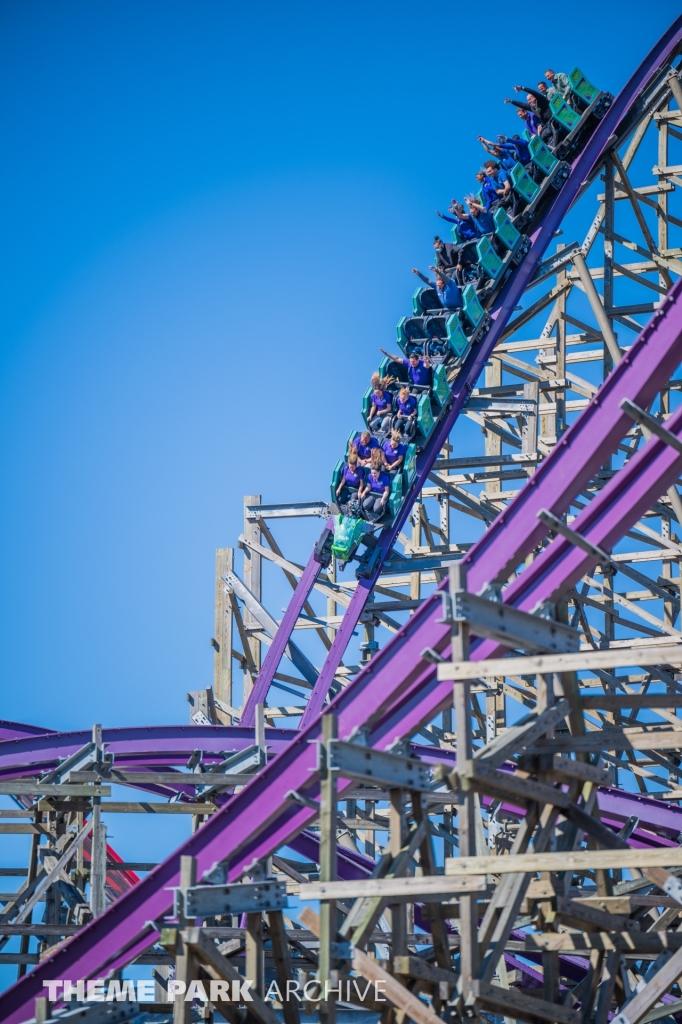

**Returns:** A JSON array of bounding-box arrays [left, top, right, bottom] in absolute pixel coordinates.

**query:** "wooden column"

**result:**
[[602, 159, 616, 381], [318, 713, 338, 1024], [658, 104, 669, 286], [388, 790, 408, 957], [174, 855, 197, 1024], [657, 108, 677, 636], [485, 357, 502, 497], [364, 799, 375, 860], [213, 547, 233, 723], [34, 998, 50, 1023], [326, 555, 337, 643], [90, 731, 107, 920], [245, 912, 264, 999], [268, 910, 301, 1024], [17, 811, 41, 978], [410, 503, 421, 603], [522, 380, 539, 456], [450, 562, 479, 1004], [243, 495, 262, 697]]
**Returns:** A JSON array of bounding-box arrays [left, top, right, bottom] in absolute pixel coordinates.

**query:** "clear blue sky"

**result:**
[[1, 0, 680, 733]]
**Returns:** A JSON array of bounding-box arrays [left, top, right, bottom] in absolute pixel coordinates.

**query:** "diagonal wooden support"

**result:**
[[473, 980, 581, 1024], [339, 819, 427, 948], [571, 251, 622, 365], [611, 944, 682, 1024], [301, 906, 442, 1024], [267, 910, 300, 1024], [181, 926, 279, 1024], [412, 795, 451, 972]]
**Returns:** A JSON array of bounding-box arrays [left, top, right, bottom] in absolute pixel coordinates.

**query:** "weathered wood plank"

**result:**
[[300, 874, 487, 902], [437, 645, 682, 681], [445, 848, 682, 876]]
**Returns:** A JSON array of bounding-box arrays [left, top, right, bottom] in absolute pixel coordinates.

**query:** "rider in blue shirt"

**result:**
[[410, 267, 463, 310], [464, 197, 495, 235], [475, 170, 499, 210], [496, 134, 531, 166], [484, 159, 514, 212], [478, 136, 516, 171], [380, 349, 433, 388], [436, 203, 479, 240], [435, 200, 480, 284]]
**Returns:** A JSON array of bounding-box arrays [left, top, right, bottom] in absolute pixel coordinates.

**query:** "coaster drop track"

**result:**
[[4, 15, 682, 1023]]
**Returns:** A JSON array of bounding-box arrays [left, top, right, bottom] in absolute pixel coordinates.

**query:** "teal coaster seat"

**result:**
[[568, 67, 599, 106], [445, 313, 469, 361], [450, 223, 465, 245], [463, 284, 485, 331], [550, 92, 580, 131], [476, 235, 504, 282], [431, 364, 450, 407], [493, 207, 521, 251], [330, 459, 344, 504], [388, 473, 403, 519], [361, 386, 372, 427], [417, 393, 434, 440], [402, 444, 417, 490], [510, 162, 540, 204], [529, 134, 558, 177]]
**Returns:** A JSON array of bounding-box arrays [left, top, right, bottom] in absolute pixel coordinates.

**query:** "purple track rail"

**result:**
[[3, 18, 682, 1023], [0, 724, 293, 776], [5, 727, 682, 848]]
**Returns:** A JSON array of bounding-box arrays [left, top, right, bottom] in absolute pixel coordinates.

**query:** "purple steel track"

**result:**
[[0, 724, 294, 777], [3, 18, 682, 1023], [5, 727, 682, 847]]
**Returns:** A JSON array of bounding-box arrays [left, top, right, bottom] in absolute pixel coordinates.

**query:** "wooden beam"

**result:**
[[0, 783, 110, 797], [437, 645, 682, 681], [444, 847, 682, 877], [301, 874, 487, 903]]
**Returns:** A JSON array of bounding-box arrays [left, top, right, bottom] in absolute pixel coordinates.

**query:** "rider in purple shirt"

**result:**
[[505, 98, 542, 136], [369, 387, 393, 433], [382, 432, 406, 473], [336, 452, 365, 504], [359, 467, 391, 519], [393, 386, 418, 437], [352, 430, 379, 466], [379, 348, 433, 388], [391, 382, 417, 434]]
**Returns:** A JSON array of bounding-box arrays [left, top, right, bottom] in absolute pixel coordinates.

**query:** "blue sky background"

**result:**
[[1, 0, 680, 729]]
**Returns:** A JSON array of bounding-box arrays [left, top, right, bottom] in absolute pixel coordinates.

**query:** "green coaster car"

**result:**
[[331, 514, 372, 564]]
